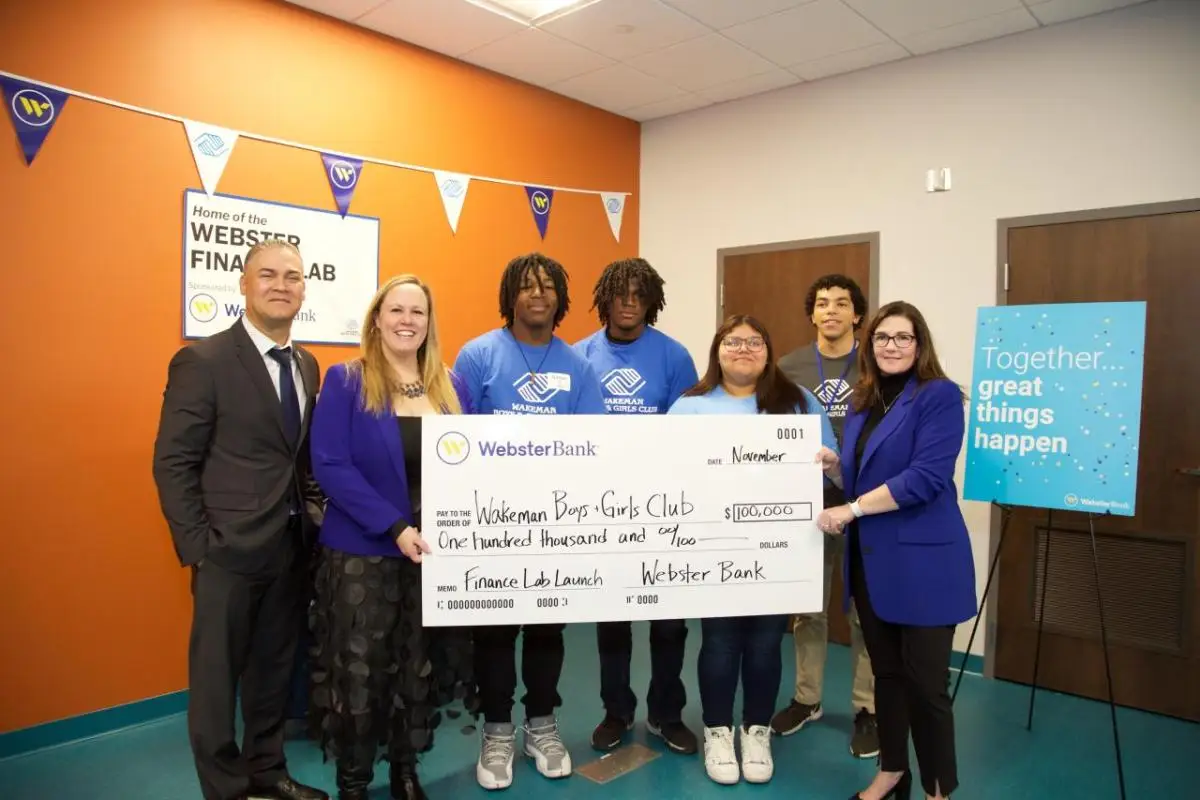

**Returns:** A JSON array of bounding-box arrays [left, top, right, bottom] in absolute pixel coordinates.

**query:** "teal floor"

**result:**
[[0, 621, 1194, 798]]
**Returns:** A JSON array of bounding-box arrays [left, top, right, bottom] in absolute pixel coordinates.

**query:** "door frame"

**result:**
[[984, 197, 1200, 677], [715, 232, 882, 324]]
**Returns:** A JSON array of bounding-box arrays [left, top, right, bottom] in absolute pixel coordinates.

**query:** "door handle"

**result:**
[[1178, 467, 1200, 477]]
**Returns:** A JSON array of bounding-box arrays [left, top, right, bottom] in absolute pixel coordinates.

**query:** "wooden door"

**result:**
[[995, 209, 1200, 721], [721, 240, 873, 644]]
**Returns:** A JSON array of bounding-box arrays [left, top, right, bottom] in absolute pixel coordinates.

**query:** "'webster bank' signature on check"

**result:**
[[420, 415, 826, 626]]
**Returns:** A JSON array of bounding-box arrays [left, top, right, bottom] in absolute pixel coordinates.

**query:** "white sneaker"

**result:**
[[523, 714, 572, 778], [703, 725, 739, 784], [477, 722, 515, 790], [740, 724, 774, 783]]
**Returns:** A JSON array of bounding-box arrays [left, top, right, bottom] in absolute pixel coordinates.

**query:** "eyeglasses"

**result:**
[[722, 336, 765, 352], [872, 332, 916, 349]]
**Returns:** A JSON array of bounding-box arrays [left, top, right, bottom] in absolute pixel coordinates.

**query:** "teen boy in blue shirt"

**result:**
[[454, 252, 605, 791], [573, 258, 700, 756]]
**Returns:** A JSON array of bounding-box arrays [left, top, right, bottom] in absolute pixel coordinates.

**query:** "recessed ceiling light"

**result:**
[[463, 0, 605, 26]]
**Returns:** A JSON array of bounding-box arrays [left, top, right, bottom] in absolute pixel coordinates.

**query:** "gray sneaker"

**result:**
[[523, 714, 572, 778], [477, 722, 516, 790]]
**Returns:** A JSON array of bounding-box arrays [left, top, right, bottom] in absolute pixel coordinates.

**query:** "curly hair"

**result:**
[[804, 274, 868, 330], [591, 258, 666, 327], [498, 252, 570, 329]]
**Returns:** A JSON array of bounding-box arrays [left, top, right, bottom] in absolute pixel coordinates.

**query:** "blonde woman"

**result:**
[[308, 275, 473, 800]]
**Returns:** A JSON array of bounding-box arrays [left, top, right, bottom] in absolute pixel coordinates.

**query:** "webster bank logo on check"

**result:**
[[436, 432, 597, 465]]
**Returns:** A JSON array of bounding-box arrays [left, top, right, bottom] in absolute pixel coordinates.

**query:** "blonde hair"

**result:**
[[350, 275, 462, 415]]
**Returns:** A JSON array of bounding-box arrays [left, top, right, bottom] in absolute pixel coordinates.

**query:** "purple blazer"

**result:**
[[841, 377, 978, 627], [310, 361, 474, 557]]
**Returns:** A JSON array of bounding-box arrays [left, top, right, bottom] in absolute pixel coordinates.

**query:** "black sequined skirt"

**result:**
[[307, 547, 476, 766]]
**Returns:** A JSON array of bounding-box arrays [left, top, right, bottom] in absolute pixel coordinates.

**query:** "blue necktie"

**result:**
[[267, 346, 301, 448]]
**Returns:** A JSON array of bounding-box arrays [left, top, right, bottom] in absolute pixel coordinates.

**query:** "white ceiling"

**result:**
[[283, 0, 1151, 121]]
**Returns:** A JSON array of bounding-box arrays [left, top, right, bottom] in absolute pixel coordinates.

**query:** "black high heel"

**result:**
[[849, 769, 912, 800]]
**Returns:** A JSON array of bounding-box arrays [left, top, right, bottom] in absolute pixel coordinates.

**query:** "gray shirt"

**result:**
[[778, 342, 859, 446]]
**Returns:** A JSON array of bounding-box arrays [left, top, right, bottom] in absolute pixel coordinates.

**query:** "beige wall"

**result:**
[[640, 0, 1200, 655]]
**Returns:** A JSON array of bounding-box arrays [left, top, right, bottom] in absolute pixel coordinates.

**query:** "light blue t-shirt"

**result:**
[[573, 326, 699, 415], [668, 384, 840, 454], [453, 327, 606, 415]]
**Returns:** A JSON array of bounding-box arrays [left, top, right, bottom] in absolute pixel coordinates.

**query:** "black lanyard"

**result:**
[[814, 342, 856, 412]]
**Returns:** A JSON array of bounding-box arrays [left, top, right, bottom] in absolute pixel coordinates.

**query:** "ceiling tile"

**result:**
[[898, 7, 1039, 55], [724, 0, 892, 67], [537, 0, 711, 60], [355, 0, 528, 57], [623, 92, 714, 121], [1028, 0, 1150, 26], [789, 40, 909, 81], [626, 33, 778, 92], [698, 68, 802, 104], [550, 62, 686, 112], [660, 0, 814, 30], [460, 28, 613, 85], [843, 0, 1024, 39], [282, 0, 388, 21]]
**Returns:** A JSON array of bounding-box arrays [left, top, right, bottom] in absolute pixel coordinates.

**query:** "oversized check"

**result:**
[[420, 414, 825, 626]]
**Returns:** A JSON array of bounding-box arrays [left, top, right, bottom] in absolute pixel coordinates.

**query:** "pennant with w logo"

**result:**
[[524, 185, 555, 240], [321, 152, 364, 217], [1, 76, 70, 166]]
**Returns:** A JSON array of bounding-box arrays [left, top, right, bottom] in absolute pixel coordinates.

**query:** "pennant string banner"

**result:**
[[0, 68, 632, 206]]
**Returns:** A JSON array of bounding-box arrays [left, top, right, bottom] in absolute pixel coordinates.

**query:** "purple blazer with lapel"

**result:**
[[310, 361, 474, 557], [840, 377, 978, 627]]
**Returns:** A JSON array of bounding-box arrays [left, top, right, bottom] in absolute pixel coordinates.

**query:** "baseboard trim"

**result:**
[[0, 690, 189, 761], [951, 650, 985, 675]]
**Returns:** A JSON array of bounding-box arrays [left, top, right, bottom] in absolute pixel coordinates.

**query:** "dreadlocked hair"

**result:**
[[591, 257, 666, 327], [498, 252, 570, 329]]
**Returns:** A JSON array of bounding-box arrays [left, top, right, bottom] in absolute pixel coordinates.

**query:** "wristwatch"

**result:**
[[849, 500, 864, 518]]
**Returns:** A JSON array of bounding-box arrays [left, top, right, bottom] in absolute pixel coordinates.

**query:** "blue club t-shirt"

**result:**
[[453, 328, 606, 415], [573, 327, 700, 415], [668, 384, 840, 455]]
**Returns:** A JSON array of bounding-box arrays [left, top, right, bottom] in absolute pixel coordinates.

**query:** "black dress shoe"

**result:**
[[248, 777, 330, 800], [850, 770, 912, 800]]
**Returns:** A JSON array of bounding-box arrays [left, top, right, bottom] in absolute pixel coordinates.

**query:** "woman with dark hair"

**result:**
[[668, 314, 837, 787], [814, 301, 975, 800]]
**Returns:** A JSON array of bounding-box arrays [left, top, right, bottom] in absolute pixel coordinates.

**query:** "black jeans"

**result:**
[[597, 619, 688, 723], [474, 623, 565, 723], [850, 533, 958, 797], [697, 614, 789, 729]]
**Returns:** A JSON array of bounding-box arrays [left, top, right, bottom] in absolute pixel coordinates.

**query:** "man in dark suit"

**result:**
[[153, 239, 328, 800]]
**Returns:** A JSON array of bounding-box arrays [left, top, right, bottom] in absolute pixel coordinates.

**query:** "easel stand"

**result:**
[[950, 502, 1012, 700], [952, 503, 1126, 800]]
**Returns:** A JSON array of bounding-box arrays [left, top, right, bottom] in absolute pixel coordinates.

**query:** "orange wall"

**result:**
[[0, 0, 639, 732]]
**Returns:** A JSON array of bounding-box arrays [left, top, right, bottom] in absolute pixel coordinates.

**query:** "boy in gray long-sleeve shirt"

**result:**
[[773, 274, 879, 760]]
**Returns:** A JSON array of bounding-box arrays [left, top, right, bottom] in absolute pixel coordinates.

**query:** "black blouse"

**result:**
[[397, 416, 422, 531], [854, 368, 913, 473]]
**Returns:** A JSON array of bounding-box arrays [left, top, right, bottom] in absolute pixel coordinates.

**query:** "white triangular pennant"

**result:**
[[433, 171, 471, 234], [183, 119, 239, 195], [600, 192, 626, 242]]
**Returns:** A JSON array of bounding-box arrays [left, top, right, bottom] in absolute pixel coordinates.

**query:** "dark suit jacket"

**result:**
[[841, 377, 977, 627], [152, 318, 323, 574]]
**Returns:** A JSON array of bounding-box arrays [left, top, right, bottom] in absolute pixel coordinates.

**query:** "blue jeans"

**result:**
[[698, 614, 789, 729]]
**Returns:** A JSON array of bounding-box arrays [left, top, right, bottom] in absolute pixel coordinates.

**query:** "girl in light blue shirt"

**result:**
[[669, 314, 837, 787]]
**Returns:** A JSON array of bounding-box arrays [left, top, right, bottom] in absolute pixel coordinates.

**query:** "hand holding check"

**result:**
[[396, 526, 431, 563], [813, 447, 854, 535]]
